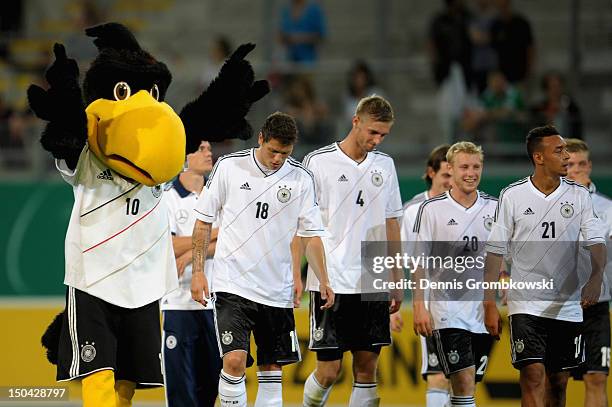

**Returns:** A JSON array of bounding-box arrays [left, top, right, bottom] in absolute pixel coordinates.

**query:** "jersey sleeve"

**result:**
[[485, 191, 513, 255], [580, 191, 606, 246], [162, 191, 177, 235], [194, 158, 225, 224], [413, 202, 433, 257], [401, 205, 417, 243], [386, 163, 403, 218], [55, 145, 89, 186], [296, 172, 326, 237]]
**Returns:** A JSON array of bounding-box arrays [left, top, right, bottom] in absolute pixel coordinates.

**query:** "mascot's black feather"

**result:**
[[27, 22, 270, 364]]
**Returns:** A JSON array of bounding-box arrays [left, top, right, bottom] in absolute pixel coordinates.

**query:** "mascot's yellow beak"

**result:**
[[85, 90, 185, 186]]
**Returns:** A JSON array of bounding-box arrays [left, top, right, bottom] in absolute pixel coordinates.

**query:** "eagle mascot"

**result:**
[[28, 22, 268, 407]]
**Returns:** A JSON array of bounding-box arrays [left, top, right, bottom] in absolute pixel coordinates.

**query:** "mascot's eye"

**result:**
[[150, 84, 160, 101], [113, 82, 131, 101]]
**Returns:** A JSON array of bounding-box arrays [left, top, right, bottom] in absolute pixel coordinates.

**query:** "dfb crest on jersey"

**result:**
[[277, 185, 291, 203], [560, 202, 574, 218], [221, 331, 233, 345], [175, 209, 189, 224], [313, 327, 324, 342], [166, 335, 177, 349], [448, 350, 460, 364], [371, 170, 383, 187], [152, 184, 162, 198], [514, 339, 525, 353], [483, 215, 493, 231], [428, 352, 439, 367], [80, 342, 96, 362]]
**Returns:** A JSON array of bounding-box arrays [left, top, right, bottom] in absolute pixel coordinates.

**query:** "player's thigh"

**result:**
[[213, 292, 258, 357], [253, 303, 300, 366], [433, 328, 476, 378], [471, 332, 494, 382], [509, 314, 547, 370]]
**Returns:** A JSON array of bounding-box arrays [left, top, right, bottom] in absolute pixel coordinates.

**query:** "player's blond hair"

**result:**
[[446, 141, 484, 164], [355, 95, 394, 123], [565, 138, 589, 157]]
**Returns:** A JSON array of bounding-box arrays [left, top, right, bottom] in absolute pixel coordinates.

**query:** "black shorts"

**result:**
[[420, 335, 444, 380], [433, 328, 493, 382], [57, 287, 162, 387], [212, 292, 300, 366], [571, 301, 610, 379], [309, 292, 390, 361], [509, 313, 585, 372]]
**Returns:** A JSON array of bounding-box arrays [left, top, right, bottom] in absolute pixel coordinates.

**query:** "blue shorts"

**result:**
[[162, 310, 222, 407]]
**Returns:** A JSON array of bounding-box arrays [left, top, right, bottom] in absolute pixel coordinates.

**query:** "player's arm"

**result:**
[[386, 217, 403, 314], [191, 219, 212, 306], [579, 192, 608, 307], [299, 236, 334, 309], [172, 228, 219, 258], [483, 252, 504, 338], [291, 235, 304, 308], [411, 204, 433, 337]]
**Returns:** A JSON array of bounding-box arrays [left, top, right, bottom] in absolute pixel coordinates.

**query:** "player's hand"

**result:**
[[191, 271, 210, 306], [390, 311, 404, 333], [319, 283, 335, 310], [175, 252, 192, 278], [483, 301, 502, 339], [581, 276, 602, 308], [413, 302, 433, 337], [293, 276, 304, 308], [389, 288, 402, 314]]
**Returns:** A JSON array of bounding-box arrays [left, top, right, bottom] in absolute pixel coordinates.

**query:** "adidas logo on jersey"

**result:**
[[96, 169, 113, 180], [338, 174, 348, 182], [447, 218, 458, 226], [240, 182, 251, 190], [523, 207, 535, 215]]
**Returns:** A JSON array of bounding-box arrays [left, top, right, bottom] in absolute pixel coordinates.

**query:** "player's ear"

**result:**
[[352, 115, 360, 128], [257, 132, 264, 147]]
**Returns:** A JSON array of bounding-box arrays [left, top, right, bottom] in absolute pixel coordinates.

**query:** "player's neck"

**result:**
[[449, 188, 477, 208], [179, 171, 204, 195], [428, 186, 447, 198], [339, 136, 367, 162], [530, 171, 561, 195]]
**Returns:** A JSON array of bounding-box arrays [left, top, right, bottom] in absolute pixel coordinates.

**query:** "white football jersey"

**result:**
[[160, 177, 214, 311], [579, 183, 612, 302], [58, 146, 178, 308], [303, 143, 403, 293], [194, 148, 325, 308], [401, 191, 430, 243], [486, 177, 606, 322], [414, 191, 497, 333]]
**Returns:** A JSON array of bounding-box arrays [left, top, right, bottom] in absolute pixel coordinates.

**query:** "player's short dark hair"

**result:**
[[261, 112, 298, 146], [423, 144, 450, 186], [526, 125, 560, 165]]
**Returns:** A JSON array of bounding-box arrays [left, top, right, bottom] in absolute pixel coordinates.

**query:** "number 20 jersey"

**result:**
[[303, 143, 403, 294]]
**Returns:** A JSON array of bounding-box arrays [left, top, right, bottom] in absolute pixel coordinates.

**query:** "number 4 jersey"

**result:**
[[486, 176, 607, 322], [303, 143, 403, 294], [57, 145, 178, 308]]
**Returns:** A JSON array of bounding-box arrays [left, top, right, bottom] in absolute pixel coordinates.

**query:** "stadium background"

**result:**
[[1, 0, 611, 405]]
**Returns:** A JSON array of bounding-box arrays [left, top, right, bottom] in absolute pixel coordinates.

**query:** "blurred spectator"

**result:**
[[428, 0, 473, 141], [490, 0, 535, 85], [0, 95, 28, 168], [63, 0, 105, 68], [282, 74, 332, 145], [530, 71, 583, 139], [278, 0, 327, 65], [201, 36, 232, 89], [0, 0, 24, 59], [469, 0, 498, 94], [343, 60, 384, 124], [463, 71, 527, 143]]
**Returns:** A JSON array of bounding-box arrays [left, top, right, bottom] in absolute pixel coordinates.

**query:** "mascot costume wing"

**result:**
[[27, 22, 269, 407]]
